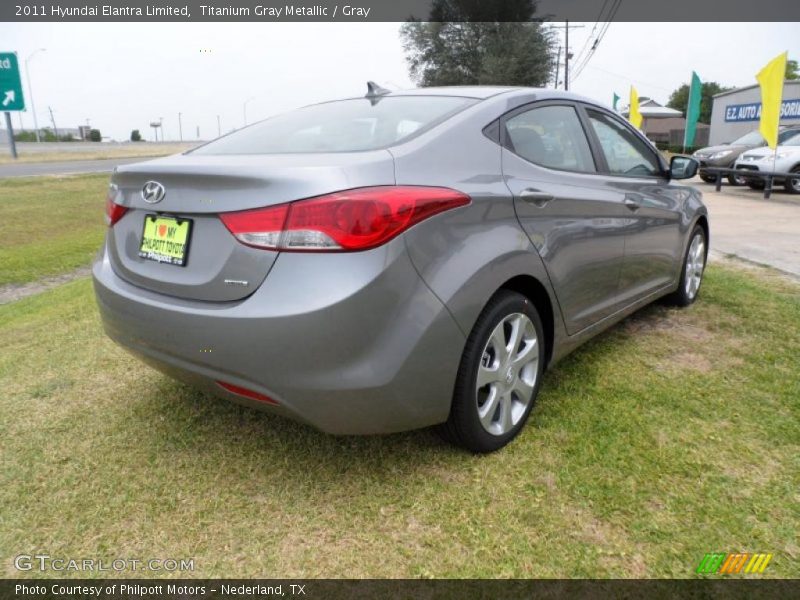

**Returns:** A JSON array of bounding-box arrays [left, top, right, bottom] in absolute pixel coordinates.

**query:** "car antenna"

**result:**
[[365, 81, 391, 105]]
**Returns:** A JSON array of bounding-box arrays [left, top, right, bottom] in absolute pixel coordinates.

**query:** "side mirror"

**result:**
[[669, 156, 699, 180]]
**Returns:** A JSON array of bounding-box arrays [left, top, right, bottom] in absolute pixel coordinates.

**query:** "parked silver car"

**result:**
[[94, 86, 707, 452], [692, 126, 800, 186], [733, 131, 800, 193]]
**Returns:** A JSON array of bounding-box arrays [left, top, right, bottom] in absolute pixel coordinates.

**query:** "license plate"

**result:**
[[138, 215, 192, 266]]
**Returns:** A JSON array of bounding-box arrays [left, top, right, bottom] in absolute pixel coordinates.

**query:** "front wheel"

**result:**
[[699, 173, 717, 184], [439, 291, 545, 453], [784, 167, 800, 194], [665, 225, 707, 307]]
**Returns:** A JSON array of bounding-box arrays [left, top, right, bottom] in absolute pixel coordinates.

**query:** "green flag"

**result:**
[[612, 92, 620, 111], [683, 72, 702, 150]]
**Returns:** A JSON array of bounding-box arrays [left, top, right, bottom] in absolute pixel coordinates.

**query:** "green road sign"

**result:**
[[0, 52, 25, 111]]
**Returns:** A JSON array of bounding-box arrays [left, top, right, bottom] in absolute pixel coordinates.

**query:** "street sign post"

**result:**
[[0, 52, 25, 111], [1, 51, 24, 159]]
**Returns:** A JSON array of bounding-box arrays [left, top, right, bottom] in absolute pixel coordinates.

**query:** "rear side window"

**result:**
[[586, 110, 662, 177], [191, 96, 477, 155], [504, 105, 596, 173]]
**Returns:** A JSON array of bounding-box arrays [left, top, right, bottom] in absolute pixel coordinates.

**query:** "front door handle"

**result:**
[[624, 195, 641, 211], [519, 190, 554, 207]]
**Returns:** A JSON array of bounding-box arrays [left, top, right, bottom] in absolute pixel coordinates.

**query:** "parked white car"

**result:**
[[733, 133, 800, 193]]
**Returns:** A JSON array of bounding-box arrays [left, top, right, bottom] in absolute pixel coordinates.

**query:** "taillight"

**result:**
[[219, 186, 470, 252], [105, 183, 128, 226]]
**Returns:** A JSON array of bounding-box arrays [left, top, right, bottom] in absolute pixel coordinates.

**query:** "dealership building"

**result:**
[[708, 81, 800, 145]]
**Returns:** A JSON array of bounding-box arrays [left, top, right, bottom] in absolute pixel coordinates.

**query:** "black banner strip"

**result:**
[[3, 0, 800, 22], [3, 579, 800, 600]]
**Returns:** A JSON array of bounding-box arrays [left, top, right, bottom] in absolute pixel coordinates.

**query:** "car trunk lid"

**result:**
[[106, 151, 395, 302]]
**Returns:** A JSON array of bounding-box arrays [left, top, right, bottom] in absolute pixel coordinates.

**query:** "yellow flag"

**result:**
[[756, 52, 787, 149], [629, 86, 643, 129]]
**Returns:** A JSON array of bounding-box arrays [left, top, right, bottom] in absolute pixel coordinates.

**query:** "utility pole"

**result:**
[[25, 48, 46, 142], [159, 116, 164, 141], [216, 114, 221, 137], [243, 97, 255, 127], [552, 21, 584, 90], [553, 45, 561, 89], [178, 112, 183, 141], [48, 106, 58, 140]]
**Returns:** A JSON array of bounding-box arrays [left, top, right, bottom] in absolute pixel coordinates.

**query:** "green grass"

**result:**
[[0, 143, 196, 164], [0, 265, 797, 578], [0, 174, 109, 285]]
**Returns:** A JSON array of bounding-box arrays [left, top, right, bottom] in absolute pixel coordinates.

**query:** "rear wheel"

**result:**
[[784, 167, 800, 194], [440, 291, 545, 453], [665, 225, 706, 307], [747, 180, 765, 191]]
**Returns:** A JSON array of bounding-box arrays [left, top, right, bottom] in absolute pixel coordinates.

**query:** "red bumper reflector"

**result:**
[[216, 381, 279, 405]]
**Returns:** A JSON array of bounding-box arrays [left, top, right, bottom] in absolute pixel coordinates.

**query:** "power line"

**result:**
[[579, 64, 673, 93], [571, 0, 624, 82], [570, 0, 611, 71]]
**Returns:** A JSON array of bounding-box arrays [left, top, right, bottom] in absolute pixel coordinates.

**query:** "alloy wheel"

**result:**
[[475, 313, 539, 436], [789, 171, 800, 193], [684, 234, 705, 300]]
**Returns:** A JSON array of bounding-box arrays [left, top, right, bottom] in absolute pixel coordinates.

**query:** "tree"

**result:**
[[400, 0, 555, 88], [89, 129, 102, 142], [667, 81, 733, 124], [130, 129, 142, 142], [787, 59, 799, 81]]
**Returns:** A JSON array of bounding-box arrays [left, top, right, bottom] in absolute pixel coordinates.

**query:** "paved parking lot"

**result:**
[[694, 180, 800, 278]]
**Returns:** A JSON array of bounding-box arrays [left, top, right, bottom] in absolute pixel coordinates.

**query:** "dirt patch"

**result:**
[[668, 351, 713, 374], [621, 308, 714, 343], [0, 265, 91, 304]]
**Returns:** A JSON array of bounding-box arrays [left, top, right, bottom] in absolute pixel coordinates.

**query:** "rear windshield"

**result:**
[[191, 96, 477, 155]]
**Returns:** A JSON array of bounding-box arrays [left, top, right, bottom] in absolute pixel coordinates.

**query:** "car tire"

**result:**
[[699, 173, 717, 184], [727, 174, 747, 186], [747, 180, 765, 190], [439, 290, 545, 453], [665, 225, 707, 307], [784, 166, 800, 194]]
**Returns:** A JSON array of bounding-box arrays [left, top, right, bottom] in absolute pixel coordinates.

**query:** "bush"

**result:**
[[89, 129, 102, 142], [14, 129, 75, 142], [654, 141, 700, 155], [130, 129, 142, 142]]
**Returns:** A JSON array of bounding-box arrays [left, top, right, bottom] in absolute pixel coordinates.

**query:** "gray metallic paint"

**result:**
[[93, 87, 708, 435]]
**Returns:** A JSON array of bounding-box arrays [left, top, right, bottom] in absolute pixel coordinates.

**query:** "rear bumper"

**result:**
[[92, 237, 465, 434]]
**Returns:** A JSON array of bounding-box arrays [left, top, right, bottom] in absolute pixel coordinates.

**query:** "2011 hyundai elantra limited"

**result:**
[[93, 84, 708, 452]]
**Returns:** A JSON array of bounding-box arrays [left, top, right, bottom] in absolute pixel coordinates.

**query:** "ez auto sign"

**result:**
[[0, 52, 25, 111]]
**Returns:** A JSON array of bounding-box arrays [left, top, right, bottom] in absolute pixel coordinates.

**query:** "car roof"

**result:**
[[381, 86, 610, 111], [385, 86, 518, 99]]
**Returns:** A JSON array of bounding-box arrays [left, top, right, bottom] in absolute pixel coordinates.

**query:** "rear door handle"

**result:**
[[519, 190, 554, 207], [624, 195, 641, 211]]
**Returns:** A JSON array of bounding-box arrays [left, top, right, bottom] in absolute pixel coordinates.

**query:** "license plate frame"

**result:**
[[138, 214, 193, 267]]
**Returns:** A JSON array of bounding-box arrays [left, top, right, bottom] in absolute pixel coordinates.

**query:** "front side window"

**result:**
[[587, 110, 662, 177], [191, 96, 477, 155], [504, 105, 596, 173]]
